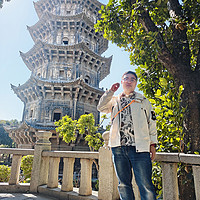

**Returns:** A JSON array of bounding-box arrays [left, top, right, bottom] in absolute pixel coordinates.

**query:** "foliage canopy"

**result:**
[[95, 0, 200, 153], [55, 113, 106, 151]]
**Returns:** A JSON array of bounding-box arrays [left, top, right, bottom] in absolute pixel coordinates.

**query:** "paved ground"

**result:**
[[0, 193, 57, 200]]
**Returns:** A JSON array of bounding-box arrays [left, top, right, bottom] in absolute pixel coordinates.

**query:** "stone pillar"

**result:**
[[161, 162, 179, 200], [192, 165, 200, 200], [47, 157, 60, 188], [30, 130, 52, 193], [9, 155, 22, 185], [98, 131, 119, 200], [61, 157, 75, 191], [79, 158, 93, 196]]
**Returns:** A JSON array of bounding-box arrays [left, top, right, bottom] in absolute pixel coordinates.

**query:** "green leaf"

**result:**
[[159, 78, 168, 87]]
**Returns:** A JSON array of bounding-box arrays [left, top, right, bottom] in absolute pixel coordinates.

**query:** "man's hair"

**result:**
[[122, 71, 138, 80]]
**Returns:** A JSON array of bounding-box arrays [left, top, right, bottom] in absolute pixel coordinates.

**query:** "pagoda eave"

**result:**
[[34, 0, 105, 19]]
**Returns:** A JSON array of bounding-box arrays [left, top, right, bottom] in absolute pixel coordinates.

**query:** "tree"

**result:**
[[0, 165, 10, 182], [95, 1, 200, 198], [55, 113, 107, 151], [0, 121, 15, 147], [20, 155, 34, 183], [95, 0, 200, 154]]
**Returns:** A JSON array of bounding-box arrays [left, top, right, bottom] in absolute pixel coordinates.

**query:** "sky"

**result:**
[[0, 0, 137, 122]]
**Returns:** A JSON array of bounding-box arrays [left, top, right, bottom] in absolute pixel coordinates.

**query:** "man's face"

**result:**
[[121, 73, 137, 94]]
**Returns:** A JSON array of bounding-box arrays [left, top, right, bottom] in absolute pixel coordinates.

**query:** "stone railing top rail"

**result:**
[[0, 148, 34, 155], [1, 148, 200, 164], [42, 150, 99, 159], [155, 152, 200, 165]]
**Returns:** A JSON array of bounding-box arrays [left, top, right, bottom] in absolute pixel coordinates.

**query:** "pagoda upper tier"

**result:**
[[34, 0, 103, 22], [20, 41, 112, 84], [11, 75, 103, 105], [27, 11, 108, 54]]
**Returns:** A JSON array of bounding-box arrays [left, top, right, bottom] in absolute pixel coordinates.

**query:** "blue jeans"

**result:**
[[111, 146, 156, 200]]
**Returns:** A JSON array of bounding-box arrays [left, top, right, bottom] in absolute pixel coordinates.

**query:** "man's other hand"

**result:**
[[150, 145, 156, 160]]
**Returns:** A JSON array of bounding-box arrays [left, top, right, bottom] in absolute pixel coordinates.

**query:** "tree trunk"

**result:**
[[178, 166, 196, 200], [182, 77, 200, 153]]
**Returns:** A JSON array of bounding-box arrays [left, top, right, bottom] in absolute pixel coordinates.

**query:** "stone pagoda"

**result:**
[[8, 0, 111, 150]]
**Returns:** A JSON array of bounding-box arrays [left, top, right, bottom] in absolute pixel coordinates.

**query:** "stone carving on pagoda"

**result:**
[[8, 0, 112, 150]]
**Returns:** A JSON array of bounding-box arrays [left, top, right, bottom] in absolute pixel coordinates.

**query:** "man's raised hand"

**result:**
[[111, 83, 120, 92]]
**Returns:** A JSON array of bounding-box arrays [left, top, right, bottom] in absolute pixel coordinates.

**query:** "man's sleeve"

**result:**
[[97, 89, 115, 114], [145, 99, 158, 144]]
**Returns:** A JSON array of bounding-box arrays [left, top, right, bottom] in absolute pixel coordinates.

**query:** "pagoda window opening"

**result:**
[[63, 37, 69, 45], [57, 21, 61, 26], [59, 70, 65, 77], [52, 109, 62, 122], [67, 51, 73, 55], [59, 50, 65, 54], [85, 75, 90, 84], [33, 94, 36, 101], [51, 50, 57, 54], [44, 86, 51, 90], [54, 87, 61, 91], [30, 109, 34, 118]]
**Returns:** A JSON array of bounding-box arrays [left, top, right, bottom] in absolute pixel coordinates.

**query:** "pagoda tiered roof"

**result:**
[[27, 11, 108, 54], [20, 41, 112, 81], [34, 0, 104, 19], [11, 75, 104, 104]]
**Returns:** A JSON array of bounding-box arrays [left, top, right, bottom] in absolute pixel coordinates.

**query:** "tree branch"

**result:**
[[167, 0, 191, 67], [136, 3, 192, 84], [138, 9, 187, 78]]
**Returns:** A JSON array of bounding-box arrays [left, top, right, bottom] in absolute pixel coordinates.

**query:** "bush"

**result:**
[[0, 165, 11, 182], [20, 155, 34, 183]]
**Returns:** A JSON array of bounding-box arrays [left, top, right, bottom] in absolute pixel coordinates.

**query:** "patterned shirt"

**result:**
[[119, 92, 136, 146]]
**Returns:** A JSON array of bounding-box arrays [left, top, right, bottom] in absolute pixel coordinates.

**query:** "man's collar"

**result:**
[[121, 91, 136, 98]]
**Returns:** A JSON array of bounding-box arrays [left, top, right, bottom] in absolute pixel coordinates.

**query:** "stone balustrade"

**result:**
[[0, 148, 34, 193], [0, 130, 200, 200]]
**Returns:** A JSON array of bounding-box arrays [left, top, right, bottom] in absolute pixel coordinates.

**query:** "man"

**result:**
[[97, 71, 157, 200]]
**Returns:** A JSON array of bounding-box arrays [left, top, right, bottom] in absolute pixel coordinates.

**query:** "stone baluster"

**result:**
[[192, 165, 200, 200], [98, 131, 119, 200], [61, 157, 75, 191], [79, 158, 93, 196], [9, 155, 22, 185], [47, 157, 60, 188], [30, 130, 52, 193], [161, 162, 179, 200]]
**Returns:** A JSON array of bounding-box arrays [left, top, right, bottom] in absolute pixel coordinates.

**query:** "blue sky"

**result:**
[[0, 0, 137, 121]]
